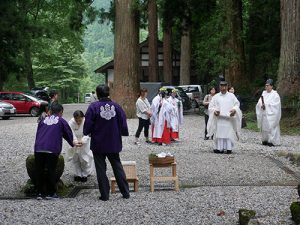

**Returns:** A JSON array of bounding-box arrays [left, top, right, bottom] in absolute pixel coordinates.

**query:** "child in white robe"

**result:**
[[67, 110, 94, 182]]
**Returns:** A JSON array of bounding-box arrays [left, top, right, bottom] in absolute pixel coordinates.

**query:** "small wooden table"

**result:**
[[149, 162, 179, 192]]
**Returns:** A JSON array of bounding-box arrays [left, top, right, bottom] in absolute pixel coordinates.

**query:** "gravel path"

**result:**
[[0, 104, 299, 224]]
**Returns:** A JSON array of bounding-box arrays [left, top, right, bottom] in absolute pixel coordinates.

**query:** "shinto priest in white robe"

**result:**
[[207, 92, 242, 151], [67, 118, 94, 177], [256, 90, 281, 145]]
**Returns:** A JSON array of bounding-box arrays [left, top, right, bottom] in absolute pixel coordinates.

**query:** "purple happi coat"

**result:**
[[83, 98, 129, 154], [34, 114, 74, 155]]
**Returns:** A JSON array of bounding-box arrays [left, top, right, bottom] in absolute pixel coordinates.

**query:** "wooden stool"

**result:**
[[150, 162, 179, 192], [111, 161, 138, 193]]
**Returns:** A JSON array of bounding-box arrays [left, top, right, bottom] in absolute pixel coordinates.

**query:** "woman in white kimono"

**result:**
[[256, 79, 281, 146], [167, 89, 183, 141], [151, 89, 173, 145], [67, 110, 94, 182]]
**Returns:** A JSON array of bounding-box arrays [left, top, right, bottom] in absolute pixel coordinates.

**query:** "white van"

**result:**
[[84, 93, 91, 103]]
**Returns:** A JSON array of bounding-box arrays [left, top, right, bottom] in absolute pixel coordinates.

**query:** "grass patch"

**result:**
[[276, 151, 300, 166]]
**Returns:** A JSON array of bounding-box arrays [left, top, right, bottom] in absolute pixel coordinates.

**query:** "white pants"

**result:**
[[214, 138, 234, 151], [73, 153, 93, 177]]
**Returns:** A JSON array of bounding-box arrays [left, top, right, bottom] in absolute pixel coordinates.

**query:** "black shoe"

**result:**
[[213, 149, 220, 154], [226, 150, 232, 154], [74, 176, 81, 182], [122, 194, 130, 199], [219, 150, 225, 154], [267, 142, 274, 147], [99, 196, 109, 201], [81, 177, 87, 182], [262, 141, 268, 146], [204, 137, 209, 140]]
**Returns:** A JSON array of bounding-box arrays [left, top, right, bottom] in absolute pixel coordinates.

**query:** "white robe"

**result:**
[[167, 96, 183, 133], [256, 90, 281, 145], [151, 97, 173, 138], [207, 92, 242, 150], [67, 118, 94, 177]]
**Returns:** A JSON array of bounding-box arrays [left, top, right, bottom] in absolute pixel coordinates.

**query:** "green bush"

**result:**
[[290, 202, 300, 225]]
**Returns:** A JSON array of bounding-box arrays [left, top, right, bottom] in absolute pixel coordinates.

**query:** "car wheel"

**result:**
[[2, 116, 10, 120], [30, 107, 39, 117]]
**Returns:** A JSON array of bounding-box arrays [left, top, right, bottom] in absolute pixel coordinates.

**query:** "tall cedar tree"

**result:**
[[111, 0, 140, 118]]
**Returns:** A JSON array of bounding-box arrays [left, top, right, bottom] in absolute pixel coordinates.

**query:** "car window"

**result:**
[[187, 87, 199, 92], [12, 94, 26, 101], [0, 93, 11, 100]]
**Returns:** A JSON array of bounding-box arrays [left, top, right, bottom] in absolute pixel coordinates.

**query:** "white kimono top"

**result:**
[[207, 92, 242, 142]]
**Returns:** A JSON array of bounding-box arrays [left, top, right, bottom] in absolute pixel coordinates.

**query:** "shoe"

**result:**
[[99, 196, 109, 201], [226, 150, 232, 154], [213, 149, 220, 154], [74, 176, 81, 182], [267, 143, 274, 147], [219, 150, 225, 154], [162, 143, 167, 146], [81, 177, 87, 182], [262, 141, 268, 146], [45, 193, 59, 200], [145, 140, 152, 144], [36, 193, 43, 200], [204, 137, 209, 140], [134, 141, 141, 145], [122, 194, 130, 199]]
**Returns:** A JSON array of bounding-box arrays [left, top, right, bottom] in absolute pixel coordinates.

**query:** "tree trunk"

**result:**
[[24, 38, 35, 89], [179, 22, 191, 85], [163, 26, 172, 84], [224, 0, 246, 91], [148, 0, 158, 82], [112, 0, 140, 118], [277, 0, 300, 97]]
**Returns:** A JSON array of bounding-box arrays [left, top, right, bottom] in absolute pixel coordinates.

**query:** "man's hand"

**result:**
[[261, 104, 265, 110], [214, 110, 220, 116], [230, 109, 236, 117]]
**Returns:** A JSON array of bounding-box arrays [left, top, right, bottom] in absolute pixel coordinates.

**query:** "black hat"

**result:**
[[265, 79, 273, 86], [219, 80, 228, 85]]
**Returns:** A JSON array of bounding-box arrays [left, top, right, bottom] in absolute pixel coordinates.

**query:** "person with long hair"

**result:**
[[135, 88, 152, 145]]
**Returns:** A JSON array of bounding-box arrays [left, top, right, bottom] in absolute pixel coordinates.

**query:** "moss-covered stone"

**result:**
[[290, 202, 300, 225], [26, 154, 64, 185], [239, 209, 256, 225]]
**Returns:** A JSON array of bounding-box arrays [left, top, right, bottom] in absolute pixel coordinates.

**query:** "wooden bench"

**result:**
[[111, 161, 138, 193]]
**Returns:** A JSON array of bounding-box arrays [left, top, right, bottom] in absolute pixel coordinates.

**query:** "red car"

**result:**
[[0, 92, 48, 116]]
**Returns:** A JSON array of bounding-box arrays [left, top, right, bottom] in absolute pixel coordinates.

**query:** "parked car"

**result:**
[[29, 87, 50, 102], [0, 92, 48, 116], [178, 85, 203, 108], [161, 86, 192, 111], [0, 101, 16, 120], [84, 93, 91, 103]]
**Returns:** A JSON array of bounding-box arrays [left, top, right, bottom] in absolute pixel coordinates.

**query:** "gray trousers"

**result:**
[[93, 152, 129, 200]]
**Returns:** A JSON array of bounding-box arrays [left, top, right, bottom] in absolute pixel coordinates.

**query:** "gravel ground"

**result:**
[[0, 104, 299, 225]]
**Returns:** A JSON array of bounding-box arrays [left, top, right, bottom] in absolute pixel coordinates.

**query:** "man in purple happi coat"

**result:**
[[83, 85, 130, 201], [34, 103, 74, 199]]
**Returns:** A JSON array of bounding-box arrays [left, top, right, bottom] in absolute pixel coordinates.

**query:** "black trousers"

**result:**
[[204, 114, 209, 137], [35, 152, 59, 196], [93, 153, 129, 200], [135, 117, 150, 138]]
